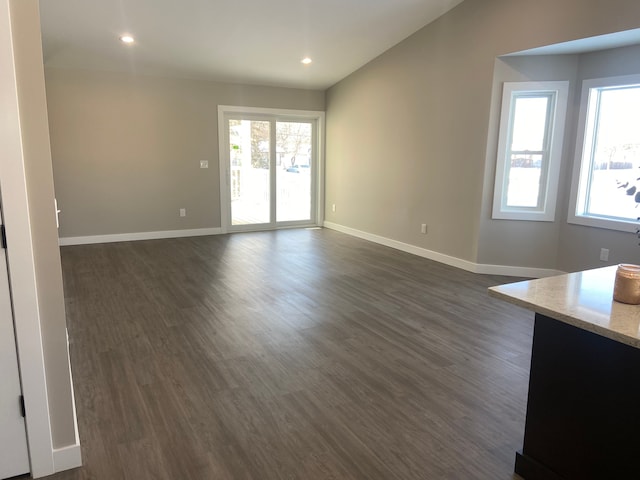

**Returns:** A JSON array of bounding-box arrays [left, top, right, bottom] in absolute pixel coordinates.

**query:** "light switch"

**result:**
[[200, 160, 209, 169]]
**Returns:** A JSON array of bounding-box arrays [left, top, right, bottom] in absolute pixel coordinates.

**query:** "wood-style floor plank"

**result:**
[[44, 228, 530, 479]]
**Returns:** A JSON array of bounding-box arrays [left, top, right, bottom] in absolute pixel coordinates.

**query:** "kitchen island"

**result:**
[[489, 266, 640, 480]]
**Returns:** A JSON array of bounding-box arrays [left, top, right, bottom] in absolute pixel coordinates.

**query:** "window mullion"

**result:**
[[584, 90, 603, 216], [492, 81, 569, 221], [536, 94, 555, 210]]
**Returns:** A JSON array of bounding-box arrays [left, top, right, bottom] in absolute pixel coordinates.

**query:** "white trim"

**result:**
[[568, 74, 640, 232], [218, 105, 325, 118], [492, 81, 569, 222], [323, 222, 478, 272], [56, 327, 81, 476], [59, 227, 222, 246], [473, 263, 563, 278], [218, 107, 230, 234], [0, 1, 54, 476], [315, 115, 326, 226], [51, 443, 81, 475], [323, 222, 563, 279]]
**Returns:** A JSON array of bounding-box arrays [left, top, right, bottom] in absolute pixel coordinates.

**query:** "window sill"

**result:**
[[492, 210, 555, 222], [567, 214, 638, 233]]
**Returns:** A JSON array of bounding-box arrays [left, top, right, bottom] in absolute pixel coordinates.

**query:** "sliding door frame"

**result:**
[[217, 105, 325, 233]]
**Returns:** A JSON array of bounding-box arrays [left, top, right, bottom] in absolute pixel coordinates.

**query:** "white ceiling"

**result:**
[[506, 28, 640, 57], [38, 0, 465, 90]]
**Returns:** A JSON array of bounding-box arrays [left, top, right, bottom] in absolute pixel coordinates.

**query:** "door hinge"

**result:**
[[1, 224, 6, 249], [19, 395, 26, 417]]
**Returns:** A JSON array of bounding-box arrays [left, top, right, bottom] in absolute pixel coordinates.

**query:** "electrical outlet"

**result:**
[[200, 160, 209, 169], [421, 224, 427, 234], [332, 204, 336, 212], [180, 208, 186, 217], [600, 248, 609, 261]]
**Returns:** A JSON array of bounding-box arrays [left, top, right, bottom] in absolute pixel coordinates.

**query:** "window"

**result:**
[[218, 105, 325, 233], [569, 75, 640, 232], [492, 81, 569, 221]]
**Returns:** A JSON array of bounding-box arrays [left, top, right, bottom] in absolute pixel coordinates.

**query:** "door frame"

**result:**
[[217, 105, 325, 234], [1, 0, 59, 476]]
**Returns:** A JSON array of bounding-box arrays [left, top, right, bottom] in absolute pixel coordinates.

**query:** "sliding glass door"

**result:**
[[276, 121, 313, 223], [228, 119, 271, 226], [219, 107, 323, 232]]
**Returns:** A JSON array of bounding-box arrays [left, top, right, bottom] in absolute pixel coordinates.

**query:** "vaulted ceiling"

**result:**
[[38, 0, 464, 90]]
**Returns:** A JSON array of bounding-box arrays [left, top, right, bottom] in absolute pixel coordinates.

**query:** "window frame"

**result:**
[[568, 74, 640, 233], [217, 105, 325, 234], [492, 81, 569, 221]]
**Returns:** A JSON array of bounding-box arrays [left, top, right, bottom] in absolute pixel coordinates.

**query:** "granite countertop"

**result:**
[[489, 265, 640, 349]]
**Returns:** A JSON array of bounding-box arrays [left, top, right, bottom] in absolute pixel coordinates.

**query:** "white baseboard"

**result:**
[[59, 228, 223, 246], [59, 223, 562, 278], [52, 443, 82, 474], [47, 334, 82, 477], [322, 221, 563, 278], [473, 263, 563, 278]]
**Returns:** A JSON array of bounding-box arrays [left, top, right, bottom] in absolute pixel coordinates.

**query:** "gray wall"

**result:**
[[46, 0, 640, 270], [325, 0, 640, 270], [557, 45, 640, 271], [480, 45, 640, 272], [477, 55, 580, 270], [45, 68, 325, 238], [10, 0, 76, 448], [29, 0, 640, 460]]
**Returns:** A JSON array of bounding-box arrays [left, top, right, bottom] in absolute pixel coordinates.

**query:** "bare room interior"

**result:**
[[2, 0, 640, 479]]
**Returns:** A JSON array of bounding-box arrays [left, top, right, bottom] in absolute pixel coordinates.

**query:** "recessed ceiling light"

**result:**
[[301, 57, 312, 65], [119, 35, 135, 44]]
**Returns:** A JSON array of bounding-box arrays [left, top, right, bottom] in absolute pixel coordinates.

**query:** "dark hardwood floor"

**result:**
[[48, 228, 531, 479]]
